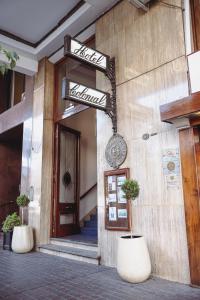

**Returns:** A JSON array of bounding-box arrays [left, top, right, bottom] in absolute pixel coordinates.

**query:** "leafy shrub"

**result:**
[[16, 195, 30, 207], [0, 45, 19, 75], [2, 212, 21, 233], [121, 179, 139, 200]]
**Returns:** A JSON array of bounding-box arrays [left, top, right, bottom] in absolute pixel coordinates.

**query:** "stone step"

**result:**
[[50, 238, 97, 251], [38, 244, 100, 265]]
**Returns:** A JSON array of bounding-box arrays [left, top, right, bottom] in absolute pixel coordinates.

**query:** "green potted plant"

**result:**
[[11, 195, 34, 253], [2, 212, 21, 250], [0, 45, 19, 75], [117, 179, 151, 283], [16, 194, 30, 225]]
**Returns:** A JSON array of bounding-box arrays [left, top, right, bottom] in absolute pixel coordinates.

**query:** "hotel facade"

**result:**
[[0, 0, 200, 286]]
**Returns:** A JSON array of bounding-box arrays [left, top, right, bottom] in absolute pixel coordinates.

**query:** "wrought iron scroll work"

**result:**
[[105, 58, 117, 134]]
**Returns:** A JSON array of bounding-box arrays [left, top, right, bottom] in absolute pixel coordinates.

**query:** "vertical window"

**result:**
[[0, 70, 25, 114]]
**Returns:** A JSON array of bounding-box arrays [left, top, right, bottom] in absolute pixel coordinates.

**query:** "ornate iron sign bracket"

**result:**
[[105, 58, 117, 134], [63, 35, 127, 169]]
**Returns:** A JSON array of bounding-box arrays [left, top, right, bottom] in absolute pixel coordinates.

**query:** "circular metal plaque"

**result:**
[[105, 134, 127, 169]]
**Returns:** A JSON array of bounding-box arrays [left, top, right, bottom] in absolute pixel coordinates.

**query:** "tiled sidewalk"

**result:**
[[0, 249, 200, 300]]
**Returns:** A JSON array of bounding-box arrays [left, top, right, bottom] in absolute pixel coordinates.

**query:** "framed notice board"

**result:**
[[104, 168, 130, 231]]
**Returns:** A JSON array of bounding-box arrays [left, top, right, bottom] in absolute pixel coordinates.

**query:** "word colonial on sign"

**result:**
[[64, 35, 110, 72], [62, 79, 111, 112]]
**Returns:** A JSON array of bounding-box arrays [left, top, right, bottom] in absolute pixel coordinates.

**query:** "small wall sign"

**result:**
[[62, 78, 110, 111], [64, 35, 110, 72], [105, 168, 130, 231], [162, 148, 180, 188]]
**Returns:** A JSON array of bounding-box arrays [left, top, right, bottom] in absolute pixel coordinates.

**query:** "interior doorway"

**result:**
[[0, 124, 23, 229], [52, 36, 97, 244], [52, 108, 97, 243]]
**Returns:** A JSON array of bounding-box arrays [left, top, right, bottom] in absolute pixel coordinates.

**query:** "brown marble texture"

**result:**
[[96, 0, 190, 283]]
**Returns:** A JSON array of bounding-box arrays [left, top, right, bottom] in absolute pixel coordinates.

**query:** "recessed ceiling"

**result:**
[[0, 0, 120, 75], [0, 0, 80, 44]]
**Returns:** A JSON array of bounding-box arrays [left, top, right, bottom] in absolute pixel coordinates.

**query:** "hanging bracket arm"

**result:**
[[105, 58, 117, 134]]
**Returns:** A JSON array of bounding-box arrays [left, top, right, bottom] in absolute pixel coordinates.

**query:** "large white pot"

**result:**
[[117, 235, 151, 283], [12, 225, 34, 253]]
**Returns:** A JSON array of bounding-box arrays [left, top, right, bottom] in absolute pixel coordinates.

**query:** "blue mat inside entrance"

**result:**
[[60, 233, 97, 245]]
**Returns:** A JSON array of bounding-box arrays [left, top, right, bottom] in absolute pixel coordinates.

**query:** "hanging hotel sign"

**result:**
[[63, 35, 128, 171], [62, 78, 110, 111], [64, 35, 110, 72]]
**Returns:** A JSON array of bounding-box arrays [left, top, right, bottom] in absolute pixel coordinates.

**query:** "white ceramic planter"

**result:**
[[117, 235, 151, 283], [12, 225, 34, 253]]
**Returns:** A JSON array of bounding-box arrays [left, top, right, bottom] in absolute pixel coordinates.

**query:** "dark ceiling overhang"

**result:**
[[160, 92, 200, 127]]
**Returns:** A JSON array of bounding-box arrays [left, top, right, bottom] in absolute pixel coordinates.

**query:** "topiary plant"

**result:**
[[16, 195, 30, 225], [121, 179, 139, 237], [121, 179, 139, 200], [2, 212, 21, 233], [0, 45, 19, 75]]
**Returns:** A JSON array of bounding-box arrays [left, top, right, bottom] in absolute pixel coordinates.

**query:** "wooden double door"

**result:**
[[53, 124, 80, 237]]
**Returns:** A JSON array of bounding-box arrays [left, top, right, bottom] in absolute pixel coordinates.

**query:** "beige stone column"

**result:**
[[28, 58, 54, 246]]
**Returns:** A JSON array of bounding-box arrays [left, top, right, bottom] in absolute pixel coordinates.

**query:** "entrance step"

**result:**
[[38, 241, 100, 265], [50, 237, 97, 251]]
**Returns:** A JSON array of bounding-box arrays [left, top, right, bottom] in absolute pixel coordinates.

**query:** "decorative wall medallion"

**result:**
[[105, 134, 127, 169]]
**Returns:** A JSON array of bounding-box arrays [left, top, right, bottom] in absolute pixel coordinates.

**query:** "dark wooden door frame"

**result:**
[[190, 0, 200, 52], [160, 85, 200, 286], [51, 123, 80, 237], [179, 127, 200, 286]]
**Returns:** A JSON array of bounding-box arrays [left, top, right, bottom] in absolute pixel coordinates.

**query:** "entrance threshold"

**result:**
[[39, 234, 99, 265], [52, 233, 97, 245]]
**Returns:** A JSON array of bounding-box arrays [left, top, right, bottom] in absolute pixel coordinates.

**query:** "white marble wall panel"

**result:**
[[96, 0, 190, 283], [28, 59, 54, 245]]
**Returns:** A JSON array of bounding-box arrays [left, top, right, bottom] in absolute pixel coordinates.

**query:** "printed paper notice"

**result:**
[[117, 187, 126, 203], [162, 148, 180, 188], [109, 207, 117, 221], [118, 209, 127, 218], [108, 176, 116, 191], [165, 174, 179, 188], [162, 148, 180, 175], [108, 193, 117, 203], [117, 176, 126, 186]]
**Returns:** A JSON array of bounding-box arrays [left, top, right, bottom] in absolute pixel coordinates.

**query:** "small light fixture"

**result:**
[[142, 132, 158, 140]]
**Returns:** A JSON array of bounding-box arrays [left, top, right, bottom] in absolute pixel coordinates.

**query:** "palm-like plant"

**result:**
[[0, 45, 19, 75]]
